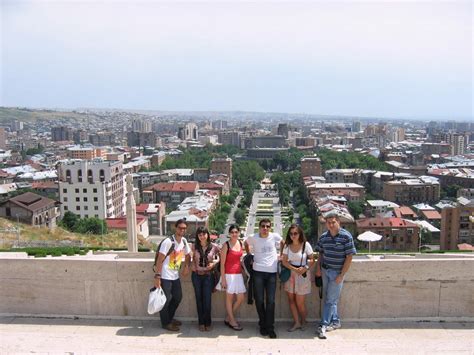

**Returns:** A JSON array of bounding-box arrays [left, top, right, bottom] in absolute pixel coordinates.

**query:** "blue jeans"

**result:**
[[191, 272, 213, 326], [159, 278, 183, 327], [320, 268, 344, 327], [253, 271, 277, 332]]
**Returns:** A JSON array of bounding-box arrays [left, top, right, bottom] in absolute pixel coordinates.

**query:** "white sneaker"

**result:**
[[317, 326, 327, 339], [327, 323, 341, 332]]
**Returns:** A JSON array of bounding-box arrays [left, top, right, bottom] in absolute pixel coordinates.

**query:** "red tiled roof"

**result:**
[[31, 181, 59, 189], [393, 206, 418, 218], [357, 217, 418, 229], [421, 210, 441, 220], [147, 181, 199, 193], [136, 204, 149, 214], [106, 215, 147, 230]]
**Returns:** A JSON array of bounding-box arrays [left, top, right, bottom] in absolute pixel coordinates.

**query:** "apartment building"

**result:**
[[136, 203, 166, 235], [211, 157, 232, 188], [307, 182, 365, 202], [356, 217, 420, 251], [143, 181, 199, 208], [301, 156, 322, 177], [440, 197, 474, 250], [58, 159, 125, 219], [382, 177, 440, 204], [67, 146, 105, 160], [325, 169, 360, 183]]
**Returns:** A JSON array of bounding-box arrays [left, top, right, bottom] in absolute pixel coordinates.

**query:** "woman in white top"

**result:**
[[281, 224, 315, 332]]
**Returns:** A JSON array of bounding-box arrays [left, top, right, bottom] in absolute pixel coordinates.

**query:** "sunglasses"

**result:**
[[290, 232, 299, 236], [260, 225, 271, 229]]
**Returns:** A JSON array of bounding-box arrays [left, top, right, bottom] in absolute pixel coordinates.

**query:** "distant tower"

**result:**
[[126, 174, 138, 253], [277, 123, 289, 138], [0, 128, 6, 150], [178, 123, 199, 140], [352, 121, 361, 133], [211, 157, 233, 188], [301, 155, 322, 177]]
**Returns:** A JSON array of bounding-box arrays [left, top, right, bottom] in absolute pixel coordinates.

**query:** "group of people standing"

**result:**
[[153, 213, 356, 339]]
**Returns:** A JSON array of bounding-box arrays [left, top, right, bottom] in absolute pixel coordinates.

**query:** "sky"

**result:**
[[1, 0, 472, 119]]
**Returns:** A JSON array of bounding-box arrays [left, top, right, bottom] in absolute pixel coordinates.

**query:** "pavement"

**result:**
[[1, 316, 473, 354]]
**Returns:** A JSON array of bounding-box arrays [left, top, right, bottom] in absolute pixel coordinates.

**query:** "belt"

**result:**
[[321, 263, 329, 270]]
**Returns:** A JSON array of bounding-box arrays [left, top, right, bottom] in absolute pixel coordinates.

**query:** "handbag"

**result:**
[[279, 262, 291, 282], [147, 287, 167, 314]]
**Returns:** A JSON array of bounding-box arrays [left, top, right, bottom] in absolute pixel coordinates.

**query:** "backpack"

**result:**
[[153, 236, 188, 272]]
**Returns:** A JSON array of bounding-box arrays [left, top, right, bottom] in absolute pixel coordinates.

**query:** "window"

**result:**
[[75, 188, 79, 193], [83, 188, 87, 193], [78, 169, 82, 183], [84, 197, 88, 202], [94, 197, 98, 202], [76, 197, 80, 202], [63, 188, 67, 193], [95, 214, 99, 218], [63, 197, 68, 202], [84, 206, 88, 210], [64, 206, 68, 211], [76, 206, 80, 211], [94, 206, 98, 210], [93, 188, 98, 193], [66, 169, 71, 182]]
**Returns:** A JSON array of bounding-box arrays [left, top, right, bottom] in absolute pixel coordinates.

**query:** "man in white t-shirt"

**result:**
[[154, 218, 192, 331], [245, 218, 282, 339]]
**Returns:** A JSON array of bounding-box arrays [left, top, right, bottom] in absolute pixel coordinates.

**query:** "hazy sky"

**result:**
[[1, 0, 472, 119]]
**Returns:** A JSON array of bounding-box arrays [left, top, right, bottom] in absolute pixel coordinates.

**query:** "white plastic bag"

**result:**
[[147, 287, 167, 315]]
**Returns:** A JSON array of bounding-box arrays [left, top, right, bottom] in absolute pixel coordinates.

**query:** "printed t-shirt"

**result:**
[[159, 236, 192, 280]]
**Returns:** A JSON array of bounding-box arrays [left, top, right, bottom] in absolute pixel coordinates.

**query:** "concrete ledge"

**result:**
[[0, 257, 473, 320]]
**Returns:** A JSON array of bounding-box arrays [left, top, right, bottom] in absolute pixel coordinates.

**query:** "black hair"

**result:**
[[174, 218, 187, 228], [285, 224, 306, 245], [228, 224, 240, 234], [195, 226, 211, 267]]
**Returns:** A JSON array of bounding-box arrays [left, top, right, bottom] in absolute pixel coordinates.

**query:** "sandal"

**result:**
[[287, 324, 301, 332], [229, 323, 243, 331]]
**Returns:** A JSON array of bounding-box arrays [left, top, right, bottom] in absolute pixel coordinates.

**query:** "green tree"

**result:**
[[60, 211, 79, 231], [348, 201, 364, 218], [234, 208, 246, 226], [74, 217, 107, 235]]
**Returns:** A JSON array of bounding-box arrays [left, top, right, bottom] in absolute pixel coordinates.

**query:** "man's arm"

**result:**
[[244, 240, 251, 254], [182, 248, 192, 277], [315, 251, 322, 277], [335, 254, 353, 284], [154, 252, 166, 288]]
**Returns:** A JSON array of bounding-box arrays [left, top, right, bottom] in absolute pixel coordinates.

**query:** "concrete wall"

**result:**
[[0, 256, 473, 320]]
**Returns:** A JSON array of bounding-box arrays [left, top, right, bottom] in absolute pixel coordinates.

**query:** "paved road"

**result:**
[[1, 316, 472, 354]]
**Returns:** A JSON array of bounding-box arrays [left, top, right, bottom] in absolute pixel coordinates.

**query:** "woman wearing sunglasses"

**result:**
[[281, 224, 314, 332]]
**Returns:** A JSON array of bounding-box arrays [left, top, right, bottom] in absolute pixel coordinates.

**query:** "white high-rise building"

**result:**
[[58, 159, 125, 219], [132, 118, 152, 133]]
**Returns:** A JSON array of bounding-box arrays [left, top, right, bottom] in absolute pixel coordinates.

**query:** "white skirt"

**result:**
[[225, 273, 246, 294]]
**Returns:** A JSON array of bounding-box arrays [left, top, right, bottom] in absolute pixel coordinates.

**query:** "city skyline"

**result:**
[[2, 0, 472, 120]]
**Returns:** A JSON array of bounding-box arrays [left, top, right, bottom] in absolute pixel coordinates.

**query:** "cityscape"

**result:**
[[1, 0, 472, 353], [0, 107, 472, 253]]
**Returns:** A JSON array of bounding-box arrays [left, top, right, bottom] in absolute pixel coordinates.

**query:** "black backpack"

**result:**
[[153, 236, 188, 272]]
